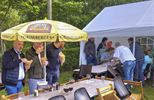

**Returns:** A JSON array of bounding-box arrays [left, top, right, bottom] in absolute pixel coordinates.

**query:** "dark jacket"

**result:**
[[129, 42, 144, 60], [46, 43, 61, 71], [25, 47, 44, 79], [2, 48, 25, 86], [97, 43, 103, 52], [84, 40, 96, 56]]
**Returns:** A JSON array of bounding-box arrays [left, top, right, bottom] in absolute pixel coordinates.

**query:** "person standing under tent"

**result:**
[[113, 42, 136, 81], [151, 48, 154, 87], [128, 37, 144, 81], [97, 37, 108, 63], [84, 37, 97, 65], [141, 49, 152, 85], [25, 42, 47, 94], [100, 47, 114, 63], [106, 40, 113, 49]]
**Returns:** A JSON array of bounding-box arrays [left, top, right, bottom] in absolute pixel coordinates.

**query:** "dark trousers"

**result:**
[[151, 67, 154, 85], [46, 70, 60, 85], [144, 64, 151, 78], [133, 59, 144, 81], [86, 55, 97, 65]]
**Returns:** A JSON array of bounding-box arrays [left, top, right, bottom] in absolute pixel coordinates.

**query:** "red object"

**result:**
[[106, 41, 113, 49]]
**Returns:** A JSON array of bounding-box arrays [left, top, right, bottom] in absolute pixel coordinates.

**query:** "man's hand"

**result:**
[[111, 58, 120, 66], [59, 52, 65, 65], [25, 60, 33, 71], [21, 58, 28, 63], [41, 57, 48, 66]]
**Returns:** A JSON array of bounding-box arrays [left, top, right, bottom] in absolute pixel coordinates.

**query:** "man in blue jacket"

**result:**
[[46, 41, 64, 85], [128, 37, 144, 81], [2, 40, 29, 95]]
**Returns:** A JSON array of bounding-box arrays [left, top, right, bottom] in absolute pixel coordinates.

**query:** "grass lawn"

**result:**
[[142, 80, 154, 100], [1, 71, 154, 100], [144, 86, 154, 100]]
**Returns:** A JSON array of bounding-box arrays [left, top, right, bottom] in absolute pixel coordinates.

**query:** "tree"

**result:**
[[0, 0, 143, 31], [0, 0, 143, 48], [0, 0, 21, 31]]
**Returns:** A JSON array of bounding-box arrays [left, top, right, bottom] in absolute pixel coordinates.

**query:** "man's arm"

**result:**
[[2, 51, 21, 70], [25, 49, 38, 68]]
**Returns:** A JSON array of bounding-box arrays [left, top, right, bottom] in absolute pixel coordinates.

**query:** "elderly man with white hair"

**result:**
[[2, 41, 30, 95], [113, 42, 136, 81]]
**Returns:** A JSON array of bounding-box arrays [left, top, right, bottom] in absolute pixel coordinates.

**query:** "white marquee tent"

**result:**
[[80, 0, 154, 65]]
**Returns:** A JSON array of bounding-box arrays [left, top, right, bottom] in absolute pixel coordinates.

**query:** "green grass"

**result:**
[[59, 71, 73, 83], [142, 80, 154, 100], [1, 71, 154, 100], [0, 89, 6, 95]]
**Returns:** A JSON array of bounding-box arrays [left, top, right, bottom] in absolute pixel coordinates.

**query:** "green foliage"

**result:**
[[52, 1, 86, 28], [18, 0, 47, 22], [0, 0, 21, 30], [0, 0, 145, 73], [0, 0, 144, 31], [3, 41, 13, 50], [61, 47, 80, 71], [64, 42, 79, 48]]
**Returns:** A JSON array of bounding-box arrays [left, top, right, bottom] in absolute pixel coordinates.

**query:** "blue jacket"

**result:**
[[129, 42, 144, 60], [46, 43, 61, 71], [142, 55, 153, 70], [2, 48, 25, 86]]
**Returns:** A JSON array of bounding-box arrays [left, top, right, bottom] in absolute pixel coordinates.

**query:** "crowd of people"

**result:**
[[1, 40, 65, 95], [84, 37, 154, 86], [1, 37, 154, 95]]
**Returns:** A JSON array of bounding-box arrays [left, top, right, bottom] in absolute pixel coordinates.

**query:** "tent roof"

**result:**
[[83, 0, 154, 37]]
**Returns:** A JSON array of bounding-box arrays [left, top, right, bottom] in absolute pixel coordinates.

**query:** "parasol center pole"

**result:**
[[42, 0, 52, 82], [47, 0, 52, 20]]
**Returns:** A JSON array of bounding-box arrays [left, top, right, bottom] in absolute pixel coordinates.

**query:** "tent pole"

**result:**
[[133, 37, 136, 55]]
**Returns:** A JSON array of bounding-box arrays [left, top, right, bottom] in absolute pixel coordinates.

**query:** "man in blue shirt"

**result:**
[[46, 41, 64, 85]]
